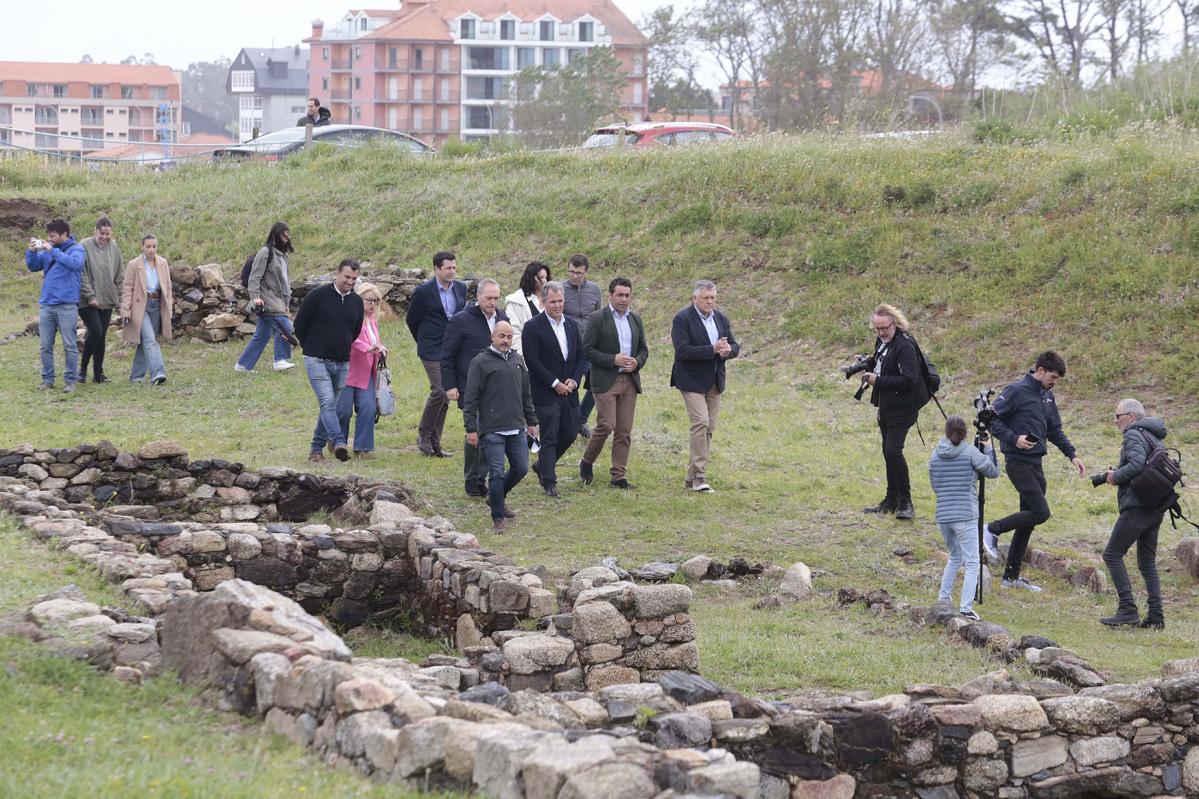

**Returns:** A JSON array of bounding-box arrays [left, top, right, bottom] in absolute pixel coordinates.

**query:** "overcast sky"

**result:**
[[7, 0, 665, 70]]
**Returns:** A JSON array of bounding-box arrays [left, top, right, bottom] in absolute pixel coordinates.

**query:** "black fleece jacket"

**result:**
[[294, 282, 365, 362]]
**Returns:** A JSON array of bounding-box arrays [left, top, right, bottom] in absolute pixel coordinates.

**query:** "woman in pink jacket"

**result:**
[[336, 282, 387, 458]]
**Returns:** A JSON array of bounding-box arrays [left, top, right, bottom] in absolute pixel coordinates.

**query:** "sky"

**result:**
[[6, 0, 665, 70]]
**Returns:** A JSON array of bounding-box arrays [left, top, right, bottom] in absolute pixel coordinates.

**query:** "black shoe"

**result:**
[[531, 461, 541, 479], [79, 374, 88, 384], [579, 460, 594, 486], [544, 485, 560, 499], [94, 374, 111, 383], [465, 487, 486, 498], [1101, 607, 1141, 626], [895, 500, 915, 520], [152, 376, 167, 385], [864, 502, 898, 514], [334, 444, 351, 462], [433, 448, 454, 458], [1138, 614, 1165, 629], [579, 423, 592, 439], [610, 479, 635, 490]]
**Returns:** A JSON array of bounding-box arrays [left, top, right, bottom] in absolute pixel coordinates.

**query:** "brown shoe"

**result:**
[[308, 451, 327, 462], [326, 440, 336, 455], [354, 450, 373, 459], [492, 519, 507, 534]]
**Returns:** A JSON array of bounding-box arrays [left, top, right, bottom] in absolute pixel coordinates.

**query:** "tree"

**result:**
[[182, 58, 235, 130], [80, 54, 93, 63], [863, 0, 933, 100], [649, 78, 717, 114], [1008, 0, 1105, 87], [693, 0, 765, 130], [508, 47, 629, 149], [1174, 0, 1199, 54], [642, 5, 710, 114], [928, 0, 1010, 95]]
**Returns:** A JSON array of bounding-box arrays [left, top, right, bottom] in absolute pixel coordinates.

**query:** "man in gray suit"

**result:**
[[580, 278, 649, 490]]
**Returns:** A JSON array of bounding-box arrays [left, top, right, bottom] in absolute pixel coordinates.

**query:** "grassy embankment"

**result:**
[[1, 130, 1198, 792]]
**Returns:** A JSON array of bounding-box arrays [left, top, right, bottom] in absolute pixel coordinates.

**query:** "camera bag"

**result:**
[[1129, 429, 1184, 512], [241, 247, 274, 288]]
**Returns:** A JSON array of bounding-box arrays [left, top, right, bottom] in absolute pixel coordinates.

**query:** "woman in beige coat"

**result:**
[[120, 234, 173, 384]]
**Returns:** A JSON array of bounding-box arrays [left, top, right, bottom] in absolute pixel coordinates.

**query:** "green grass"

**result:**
[[2, 128, 1199, 783]]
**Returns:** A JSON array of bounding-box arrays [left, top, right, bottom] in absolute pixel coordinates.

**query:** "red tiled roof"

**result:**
[[0, 61, 179, 85]]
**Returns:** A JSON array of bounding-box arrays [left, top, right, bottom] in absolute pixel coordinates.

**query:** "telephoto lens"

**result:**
[[1089, 473, 1109, 487]]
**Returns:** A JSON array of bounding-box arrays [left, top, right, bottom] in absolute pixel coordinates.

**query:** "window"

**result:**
[[414, 77, 424, 100], [152, 87, 167, 100], [122, 85, 134, 99], [355, 46, 362, 60], [322, 76, 329, 90], [467, 105, 491, 128], [465, 77, 507, 100], [253, 95, 263, 110], [670, 130, 712, 146], [354, 76, 362, 90], [0, 107, 10, 124], [129, 130, 141, 142], [414, 48, 424, 69], [389, 47, 400, 68], [568, 48, 584, 63], [540, 20, 555, 41], [440, 108, 450, 130], [439, 78, 450, 101], [35, 133, 57, 149], [517, 48, 536, 69], [460, 19, 475, 39], [441, 48, 451, 70], [359, 16, 367, 30], [34, 106, 57, 125], [52, 84, 66, 98], [81, 108, 103, 125], [413, 107, 423, 129], [500, 19, 515, 39], [231, 70, 254, 91], [323, 46, 330, 60], [91, 85, 105, 99], [467, 47, 509, 70], [0, 128, 9, 145], [633, 82, 642, 104], [354, 105, 361, 120], [633, 55, 644, 76], [543, 49, 560, 67], [182, 121, 191, 137], [128, 107, 141, 126], [26, 83, 38, 97], [291, 105, 306, 114], [578, 22, 593, 41]]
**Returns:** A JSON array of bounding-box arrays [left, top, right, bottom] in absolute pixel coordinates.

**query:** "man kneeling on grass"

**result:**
[[463, 322, 538, 533]]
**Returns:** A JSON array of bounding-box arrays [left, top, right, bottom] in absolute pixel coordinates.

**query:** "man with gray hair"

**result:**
[[441, 278, 509, 497], [1097, 398, 1168, 629], [670, 280, 739, 492]]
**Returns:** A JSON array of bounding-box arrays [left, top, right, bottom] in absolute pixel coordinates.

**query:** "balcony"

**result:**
[[374, 89, 408, 102], [409, 90, 434, 103], [331, 59, 353, 70], [330, 89, 354, 100], [375, 59, 409, 71], [408, 122, 434, 133], [435, 91, 461, 103]]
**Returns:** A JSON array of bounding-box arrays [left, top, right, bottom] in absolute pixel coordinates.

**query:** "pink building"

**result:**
[[306, 0, 648, 147], [0, 62, 182, 154]]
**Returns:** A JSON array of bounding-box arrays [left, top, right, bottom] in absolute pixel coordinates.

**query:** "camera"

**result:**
[[973, 389, 996, 434], [841, 355, 870, 379], [30, 238, 44, 249], [1090, 472, 1110, 487]]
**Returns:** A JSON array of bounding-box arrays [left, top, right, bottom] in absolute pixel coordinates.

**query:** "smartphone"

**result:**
[[1026, 434, 1040, 445]]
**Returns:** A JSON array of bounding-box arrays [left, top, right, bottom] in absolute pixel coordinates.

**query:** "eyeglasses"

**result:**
[[568, 270, 587, 276], [1114, 412, 1132, 420], [363, 298, 380, 305], [872, 322, 894, 332]]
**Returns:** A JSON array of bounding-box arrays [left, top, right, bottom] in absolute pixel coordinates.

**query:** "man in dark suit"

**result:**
[[580, 278, 649, 490], [405, 251, 466, 457], [670, 280, 739, 493], [441, 278, 508, 497], [523, 281, 587, 498]]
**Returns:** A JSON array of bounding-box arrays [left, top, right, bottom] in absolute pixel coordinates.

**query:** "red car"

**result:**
[[582, 122, 737, 148]]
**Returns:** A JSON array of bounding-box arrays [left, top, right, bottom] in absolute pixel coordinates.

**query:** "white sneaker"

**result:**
[[1001, 577, 1042, 592], [960, 610, 981, 621], [273, 360, 296, 371], [233, 364, 254, 373], [983, 526, 999, 561], [691, 482, 715, 493]]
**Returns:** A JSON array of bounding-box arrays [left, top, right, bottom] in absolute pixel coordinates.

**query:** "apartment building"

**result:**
[[226, 46, 311, 141], [306, 0, 648, 146], [0, 62, 182, 154]]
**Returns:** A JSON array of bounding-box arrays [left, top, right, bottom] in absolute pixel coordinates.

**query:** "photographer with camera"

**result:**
[[1094, 399, 1168, 629], [983, 350, 1085, 592], [850, 304, 928, 520]]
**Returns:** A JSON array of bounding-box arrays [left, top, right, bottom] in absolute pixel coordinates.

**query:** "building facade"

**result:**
[[0, 62, 182, 154], [226, 46, 311, 141], [306, 0, 648, 146]]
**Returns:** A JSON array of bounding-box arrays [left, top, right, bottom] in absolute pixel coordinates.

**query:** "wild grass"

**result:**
[[0, 129, 1197, 733]]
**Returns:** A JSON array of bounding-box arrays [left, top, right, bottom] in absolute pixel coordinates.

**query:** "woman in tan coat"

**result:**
[[121, 234, 173, 384]]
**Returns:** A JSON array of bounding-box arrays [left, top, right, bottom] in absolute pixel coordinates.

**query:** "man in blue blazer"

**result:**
[[441, 278, 508, 497], [522, 282, 587, 498], [670, 280, 739, 493], [405, 251, 467, 457]]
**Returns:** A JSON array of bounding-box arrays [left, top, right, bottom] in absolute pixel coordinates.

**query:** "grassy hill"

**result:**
[[1, 130, 1198, 794]]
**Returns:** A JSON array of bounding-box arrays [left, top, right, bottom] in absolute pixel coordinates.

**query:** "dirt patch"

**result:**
[[0, 199, 53, 232]]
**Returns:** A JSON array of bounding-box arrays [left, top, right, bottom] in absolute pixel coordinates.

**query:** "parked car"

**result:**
[[213, 125, 432, 161], [581, 122, 737, 149]]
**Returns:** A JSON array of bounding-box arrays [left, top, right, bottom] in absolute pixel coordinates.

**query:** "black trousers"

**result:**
[[78, 306, 113, 379], [990, 459, 1050, 580], [1103, 507, 1163, 615], [878, 410, 918, 504], [535, 395, 580, 487]]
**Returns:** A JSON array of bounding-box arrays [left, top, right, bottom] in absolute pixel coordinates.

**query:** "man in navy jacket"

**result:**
[[26, 218, 86, 392], [523, 282, 587, 498], [441, 279, 508, 496], [670, 280, 739, 493], [985, 350, 1086, 592], [405, 251, 467, 456]]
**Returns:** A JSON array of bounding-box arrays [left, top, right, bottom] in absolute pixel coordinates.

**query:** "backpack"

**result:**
[[241, 247, 273, 288], [907, 333, 942, 412], [1129, 429, 1199, 532]]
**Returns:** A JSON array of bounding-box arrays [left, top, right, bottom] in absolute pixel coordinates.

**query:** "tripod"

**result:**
[[974, 430, 990, 604]]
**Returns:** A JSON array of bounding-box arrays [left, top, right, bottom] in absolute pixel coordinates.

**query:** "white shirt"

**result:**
[[547, 313, 570, 388], [485, 311, 496, 333], [611, 306, 632, 372], [695, 304, 719, 345]]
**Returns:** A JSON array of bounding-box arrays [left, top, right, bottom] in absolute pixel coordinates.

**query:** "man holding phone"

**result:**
[[984, 350, 1086, 591]]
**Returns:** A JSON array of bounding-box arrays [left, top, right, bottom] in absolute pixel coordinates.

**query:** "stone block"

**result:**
[[632, 584, 691, 619], [473, 729, 561, 799], [557, 761, 657, 799], [334, 677, 396, 713], [1040, 695, 1120, 735], [522, 736, 617, 799], [489, 580, 530, 613], [250, 652, 292, 713], [790, 773, 857, 799], [653, 711, 712, 749], [1175, 538, 1199, 578], [585, 665, 640, 690], [1010, 734, 1067, 777], [623, 641, 700, 671], [334, 710, 392, 758], [502, 635, 574, 675], [680, 555, 713, 581], [658, 670, 722, 705], [972, 693, 1048, 732], [572, 601, 632, 644]]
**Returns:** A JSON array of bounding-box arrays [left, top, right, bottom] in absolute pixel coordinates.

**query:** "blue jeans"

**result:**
[[39, 302, 79, 384], [337, 376, 376, 452], [481, 432, 529, 520], [236, 313, 293, 370], [129, 299, 165, 382], [939, 519, 980, 613], [305, 356, 349, 453]]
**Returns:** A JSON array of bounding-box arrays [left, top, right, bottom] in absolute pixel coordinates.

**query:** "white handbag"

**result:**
[[375, 354, 396, 419]]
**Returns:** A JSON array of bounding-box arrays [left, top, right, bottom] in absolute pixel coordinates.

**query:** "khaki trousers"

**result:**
[[418, 358, 449, 452], [681, 387, 722, 482], [582, 373, 638, 481]]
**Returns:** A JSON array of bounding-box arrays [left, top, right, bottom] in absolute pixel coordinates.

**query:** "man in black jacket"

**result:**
[[294, 259, 365, 463], [406, 251, 466, 457], [985, 350, 1086, 592], [861, 303, 926, 519], [297, 98, 332, 127], [441, 278, 508, 497], [1098, 399, 1167, 629], [463, 322, 538, 532]]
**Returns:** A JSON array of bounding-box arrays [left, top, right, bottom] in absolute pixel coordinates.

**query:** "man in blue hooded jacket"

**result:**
[[26, 218, 86, 393], [984, 350, 1086, 592]]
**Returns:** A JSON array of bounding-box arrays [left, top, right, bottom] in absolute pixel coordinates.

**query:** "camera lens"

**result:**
[[1090, 473, 1107, 487]]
